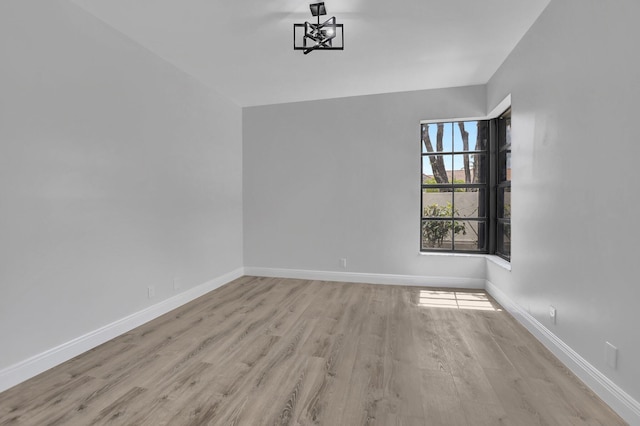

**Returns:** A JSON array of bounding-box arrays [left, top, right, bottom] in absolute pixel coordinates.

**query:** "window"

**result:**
[[421, 121, 489, 252], [420, 110, 511, 259], [496, 109, 511, 260]]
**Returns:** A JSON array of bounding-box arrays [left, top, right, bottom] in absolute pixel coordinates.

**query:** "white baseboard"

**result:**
[[485, 280, 640, 426], [0, 267, 245, 394], [244, 267, 485, 289]]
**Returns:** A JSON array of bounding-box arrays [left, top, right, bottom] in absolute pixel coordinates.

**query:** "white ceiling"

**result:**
[[70, 0, 550, 107]]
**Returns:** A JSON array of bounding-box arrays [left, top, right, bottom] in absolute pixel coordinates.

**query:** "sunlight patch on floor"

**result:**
[[417, 290, 502, 311]]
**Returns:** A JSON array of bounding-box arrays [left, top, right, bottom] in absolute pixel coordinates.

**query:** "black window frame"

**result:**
[[420, 120, 490, 253], [420, 110, 511, 260], [495, 109, 511, 261]]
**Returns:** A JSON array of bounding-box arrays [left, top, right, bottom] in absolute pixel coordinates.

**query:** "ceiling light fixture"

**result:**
[[293, 2, 344, 55]]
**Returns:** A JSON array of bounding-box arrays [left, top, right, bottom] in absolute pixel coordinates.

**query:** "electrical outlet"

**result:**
[[148, 285, 156, 299], [605, 342, 618, 369], [340, 258, 347, 269], [549, 305, 556, 324]]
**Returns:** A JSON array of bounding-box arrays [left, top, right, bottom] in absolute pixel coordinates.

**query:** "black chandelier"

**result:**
[[293, 2, 344, 55]]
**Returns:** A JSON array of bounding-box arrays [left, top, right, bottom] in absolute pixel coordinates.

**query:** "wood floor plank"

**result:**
[[482, 367, 562, 426], [309, 283, 374, 426], [411, 307, 451, 373], [215, 326, 316, 425], [340, 285, 388, 425], [0, 277, 627, 426], [382, 287, 425, 419], [458, 401, 509, 426], [1, 375, 97, 426], [420, 368, 469, 426], [378, 413, 425, 426], [434, 317, 503, 407]]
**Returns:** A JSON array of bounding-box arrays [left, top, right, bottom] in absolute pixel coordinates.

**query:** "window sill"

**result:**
[[486, 255, 511, 271], [419, 251, 486, 259], [419, 252, 512, 271]]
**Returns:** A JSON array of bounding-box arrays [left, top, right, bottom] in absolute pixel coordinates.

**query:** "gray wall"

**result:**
[[0, 0, 243, 370], [486, 0, 640, 402], [243, 86, 486, 280]]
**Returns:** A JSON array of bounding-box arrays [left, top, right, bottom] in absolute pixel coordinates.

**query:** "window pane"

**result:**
[[453, 154, 477, 184], [499, 115, 511, 149], [498, 151, 511, 182], [474, 121, 489, 151], [422, 122, 453, 153], [497, 221, 511, 258], [472, 154, 488, 184], [449, 153, 487, 184], [505, 117, 511, 148], [422, 189, 453, 218], [440, 122, 453, 152], [453, 188, 486, 218], [498, 187, 511, 219], [421, 124, 429, 153], [453, 220, 486, 251], [422, 156, 433, 184], [453, 121, 477, 152], [422, 154, 452, 184], [422, 219, 453, 250]]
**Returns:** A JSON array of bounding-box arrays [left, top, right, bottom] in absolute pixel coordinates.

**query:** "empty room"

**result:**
[[1, 0, 639, 424]]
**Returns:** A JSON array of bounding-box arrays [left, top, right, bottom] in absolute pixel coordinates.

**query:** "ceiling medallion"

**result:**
[[293, 2, 344, 55]]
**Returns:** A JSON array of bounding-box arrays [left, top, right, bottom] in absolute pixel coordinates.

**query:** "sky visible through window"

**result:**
[[422, 121, 479, 172]]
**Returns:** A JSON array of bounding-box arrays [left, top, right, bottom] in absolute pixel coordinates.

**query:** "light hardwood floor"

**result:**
[[0, 276, 627, 425]]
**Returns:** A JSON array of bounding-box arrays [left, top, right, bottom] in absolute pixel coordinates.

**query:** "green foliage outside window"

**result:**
[[422, 203, 466, 248]]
